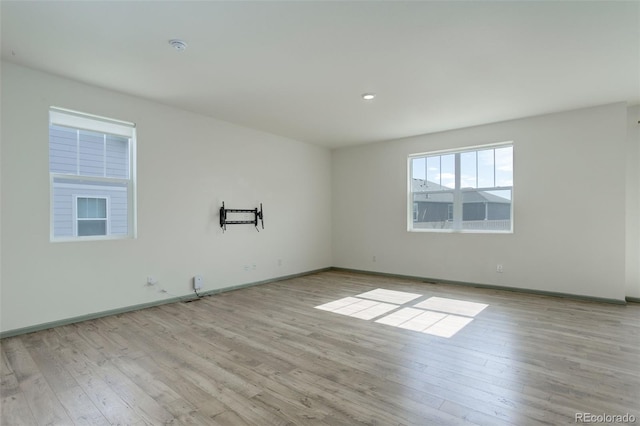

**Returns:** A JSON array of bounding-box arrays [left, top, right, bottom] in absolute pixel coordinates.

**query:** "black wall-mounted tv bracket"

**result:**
[[219, 202, 264, 232]]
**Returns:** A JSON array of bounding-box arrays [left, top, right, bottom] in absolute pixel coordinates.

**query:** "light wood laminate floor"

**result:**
[[2, 270, 639, 425]]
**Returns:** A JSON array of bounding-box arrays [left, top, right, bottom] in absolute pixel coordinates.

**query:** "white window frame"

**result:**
[[49, 107, 137, 242], [408, 142, 513, 234], [74, 195, 109, 237]]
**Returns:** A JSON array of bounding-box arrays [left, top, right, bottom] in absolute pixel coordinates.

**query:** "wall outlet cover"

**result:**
[[194, 275, 203, 290]]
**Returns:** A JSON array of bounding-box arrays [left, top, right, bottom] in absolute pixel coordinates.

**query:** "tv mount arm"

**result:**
[[219, 201, 264, 232]]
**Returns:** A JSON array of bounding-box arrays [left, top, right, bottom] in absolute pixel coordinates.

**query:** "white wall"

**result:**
[[627, 105, 640, 298], [332, 103, 629, 301], [0, 62, 332, 333]]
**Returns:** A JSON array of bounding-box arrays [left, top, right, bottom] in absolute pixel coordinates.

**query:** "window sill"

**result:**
[[408, 228, 513, 234], [50, 235, 135, 243]]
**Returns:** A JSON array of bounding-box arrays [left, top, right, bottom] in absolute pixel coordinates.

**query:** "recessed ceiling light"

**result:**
[[362, 93, 376, 101], [169, 39, 188, 51]]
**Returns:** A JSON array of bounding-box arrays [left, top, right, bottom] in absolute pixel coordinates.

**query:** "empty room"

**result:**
[[1, 1, 639, 425]]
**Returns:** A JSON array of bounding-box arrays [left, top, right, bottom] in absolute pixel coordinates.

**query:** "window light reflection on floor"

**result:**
[[314, 288, 488, 338], [315, 297, 399, 320], [355, 288, 422, 304], [413, 296, 488, 316]]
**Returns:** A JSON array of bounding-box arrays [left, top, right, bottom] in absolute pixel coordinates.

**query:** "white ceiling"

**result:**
[[1, 1, 638, 148]]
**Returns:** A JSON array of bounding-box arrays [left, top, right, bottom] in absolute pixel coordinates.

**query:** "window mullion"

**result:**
[[493, 149, 496, 187], [475, 151, 478, 189], [453, 153, 462, 230]]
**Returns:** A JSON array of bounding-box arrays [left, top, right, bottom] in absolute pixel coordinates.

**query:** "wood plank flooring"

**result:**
[[1, 270, 639, 425]]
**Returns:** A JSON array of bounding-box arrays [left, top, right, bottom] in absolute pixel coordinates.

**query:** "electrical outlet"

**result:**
[[277, 259, 282, 267], [372, 255, 377, 263], [496, 264, 504, 273], [194, 275, 203, 290]]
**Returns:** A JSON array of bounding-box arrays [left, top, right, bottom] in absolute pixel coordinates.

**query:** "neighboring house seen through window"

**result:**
[[409, 143, 513, 232], [76, 196, 108, 236], [49, 107, 136, 241]]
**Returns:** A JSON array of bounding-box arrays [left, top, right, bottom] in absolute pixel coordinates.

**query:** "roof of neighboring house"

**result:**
[[411, 179, 510, 204]]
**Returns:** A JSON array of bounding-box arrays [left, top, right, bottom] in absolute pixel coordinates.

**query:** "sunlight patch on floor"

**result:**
[[349, 302, 399, 320], [413, 296, 488, 317], [314, 289, 489, 339], [379, 309, 447, 331], [374, 307, 423, 326], [355, 288, 422, 304], [314, 297, 363, 312], [424, 315, 474, 338], [315, 297, 399, 320]]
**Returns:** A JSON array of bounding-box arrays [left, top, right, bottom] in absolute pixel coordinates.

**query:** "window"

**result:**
[[409, 143, 513, 233], [49, 107, 136, 241], [76, 197, 108, 236]]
